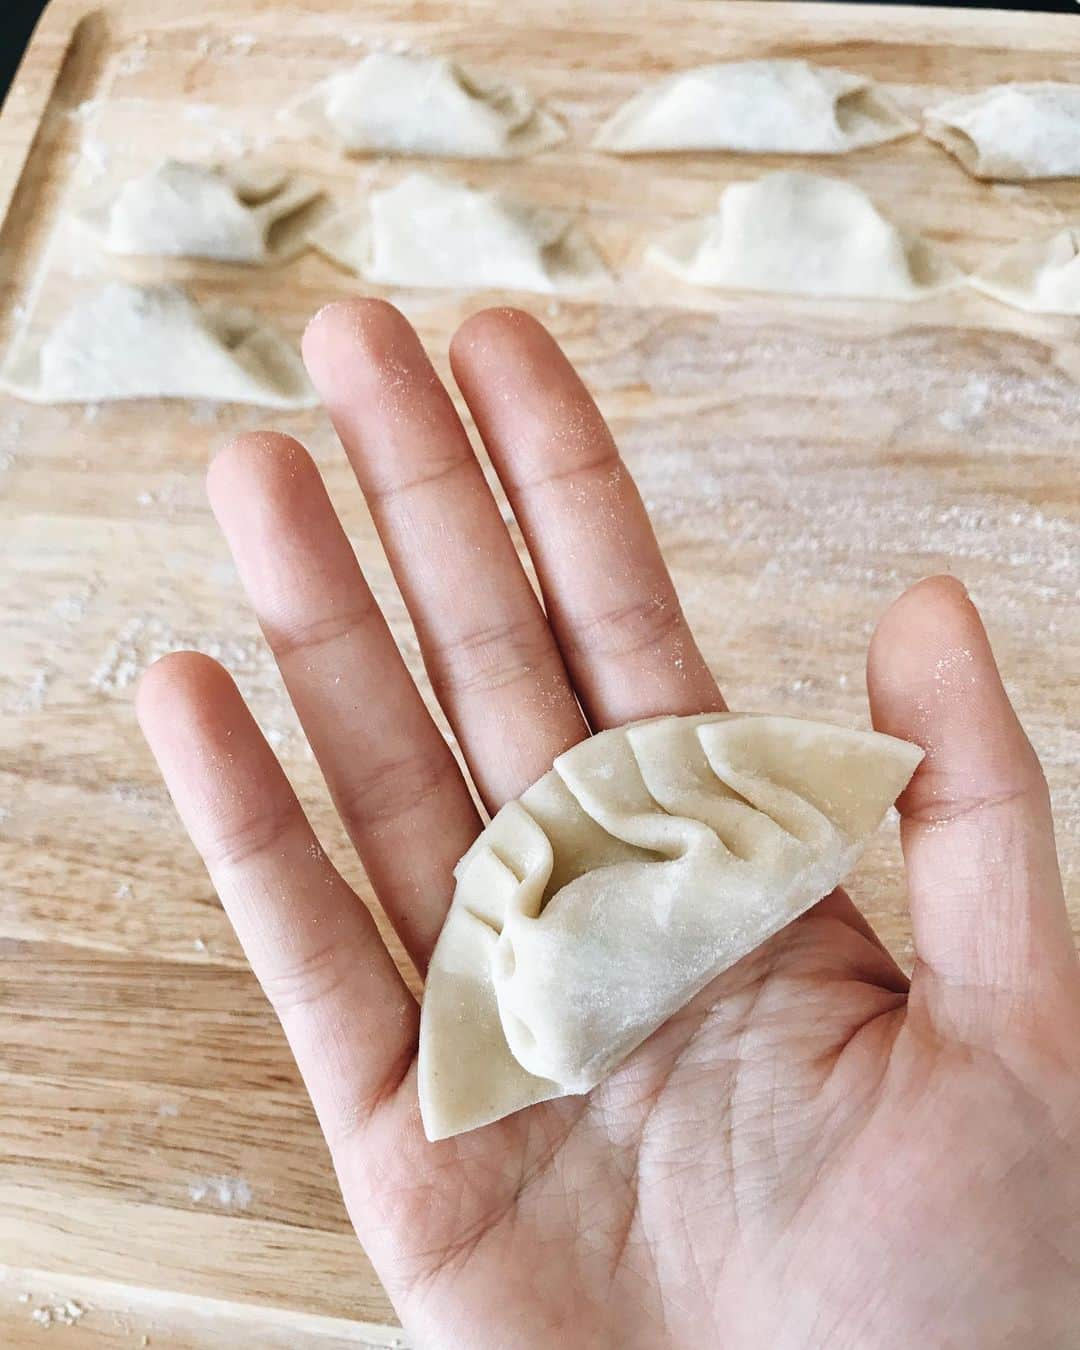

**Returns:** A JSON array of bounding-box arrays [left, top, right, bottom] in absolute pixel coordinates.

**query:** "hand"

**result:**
[[138, 302, 1080, 1349]]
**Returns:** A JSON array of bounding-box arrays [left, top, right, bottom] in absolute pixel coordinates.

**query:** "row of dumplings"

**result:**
[[4, 161, 1079, 411], [75, 157, 1080, 313], [4, 51, 1080, 411], [61, 48, 1080, 310], [5, 161, 1076, 413], [285, 51, 1080, 183]]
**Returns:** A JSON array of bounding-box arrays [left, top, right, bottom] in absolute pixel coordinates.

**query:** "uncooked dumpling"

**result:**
[[969, 228, 1080, 313], [925, 83, 1080, 180], [77, 159, 322, 264], [309, 172, 607, 293], [0, 283, 316, 408], [593, 60, 915, 154], [419, 711, 922, 1141], [646, 171, 959, 300], [281, 51, 564, 158]]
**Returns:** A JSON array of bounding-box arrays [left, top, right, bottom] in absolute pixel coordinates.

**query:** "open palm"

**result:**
[[139, 302, 1080, 1349]]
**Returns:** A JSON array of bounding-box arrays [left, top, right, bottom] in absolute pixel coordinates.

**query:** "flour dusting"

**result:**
[[28, 1299, 86, 1329], [91, 617, 263, 694], [116, 35, 149, 77], [10, 666, 52, 713], [188, 1175, 252, 1208], [80, 136, 110, 180], [90, 616, 303, 757]]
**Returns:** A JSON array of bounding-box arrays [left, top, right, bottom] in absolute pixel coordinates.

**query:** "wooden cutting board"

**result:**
[[2, 0, 1079, 1344]]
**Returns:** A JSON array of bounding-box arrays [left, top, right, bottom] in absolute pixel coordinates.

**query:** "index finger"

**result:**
[[450, 308, 725, 730]]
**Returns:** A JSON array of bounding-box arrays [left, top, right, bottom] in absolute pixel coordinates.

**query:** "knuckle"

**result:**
[[367, 452, 470, 505], [260, 935, 355, 1017], [203, 797, 298, 870], [270, 601, 377, 662], [336, 748, 459, 836], [904, 770, 1039, 828], [516, 442, 619, 493], [431, 613, 558, 696], [570, 594, 684, 660]]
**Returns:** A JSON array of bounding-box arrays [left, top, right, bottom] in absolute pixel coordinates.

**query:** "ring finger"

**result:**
[[207, 431, 480, 972]]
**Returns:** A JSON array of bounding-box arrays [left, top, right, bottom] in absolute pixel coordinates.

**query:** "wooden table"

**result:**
[[2, 0, 1078, 1343]]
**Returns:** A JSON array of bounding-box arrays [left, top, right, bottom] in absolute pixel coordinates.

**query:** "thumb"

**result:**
[[867, 576, 1075, 1037]]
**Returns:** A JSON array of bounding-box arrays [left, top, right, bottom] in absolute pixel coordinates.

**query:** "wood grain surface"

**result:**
[[2, 1, 1079, 1344]]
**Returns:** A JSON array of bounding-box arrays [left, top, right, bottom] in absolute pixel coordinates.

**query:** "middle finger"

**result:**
[[302, 299, 586, 811]]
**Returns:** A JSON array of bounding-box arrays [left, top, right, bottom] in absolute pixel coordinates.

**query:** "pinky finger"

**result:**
[[137, 652, 418, 1149]]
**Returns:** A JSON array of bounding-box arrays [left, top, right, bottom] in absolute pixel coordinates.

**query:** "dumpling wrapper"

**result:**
[[0, 283, 317, 409], [925, 83, 1080, 181], [646, 171, 960, 301], [592, 59, 916, 155], [969, 227, 1080, 314], [419, 711, 922, 1141], [77, 159, 322, 264], [309, 172, 608, 294], [281, 50, 564, 158]]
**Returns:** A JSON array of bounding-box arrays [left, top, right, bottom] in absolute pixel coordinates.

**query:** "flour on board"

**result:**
[[116, 35, 149, 78], [29, 1299, 86, 1328], [188, 1175, 252, 1209]]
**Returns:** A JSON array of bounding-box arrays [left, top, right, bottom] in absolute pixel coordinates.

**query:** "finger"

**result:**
[[208, 432, 479, 972], [302, 299, 586, 810], [450, 308, 724, 730], [137, 652, 417, 1147], [867, 576, 1074, 1029]]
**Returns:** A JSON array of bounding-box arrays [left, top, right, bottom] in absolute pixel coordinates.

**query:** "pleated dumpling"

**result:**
[[309, 172, 607, 293], [925, 83, 1080, 181], [0, 284, 316, 408], [419, 712, 922, 1141], [77, 159, 322, 264], [646, 171, 959, 300], [592, 60, 915, 155], [969, 227, 1080, 314], [282, 51, 564, 158]]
